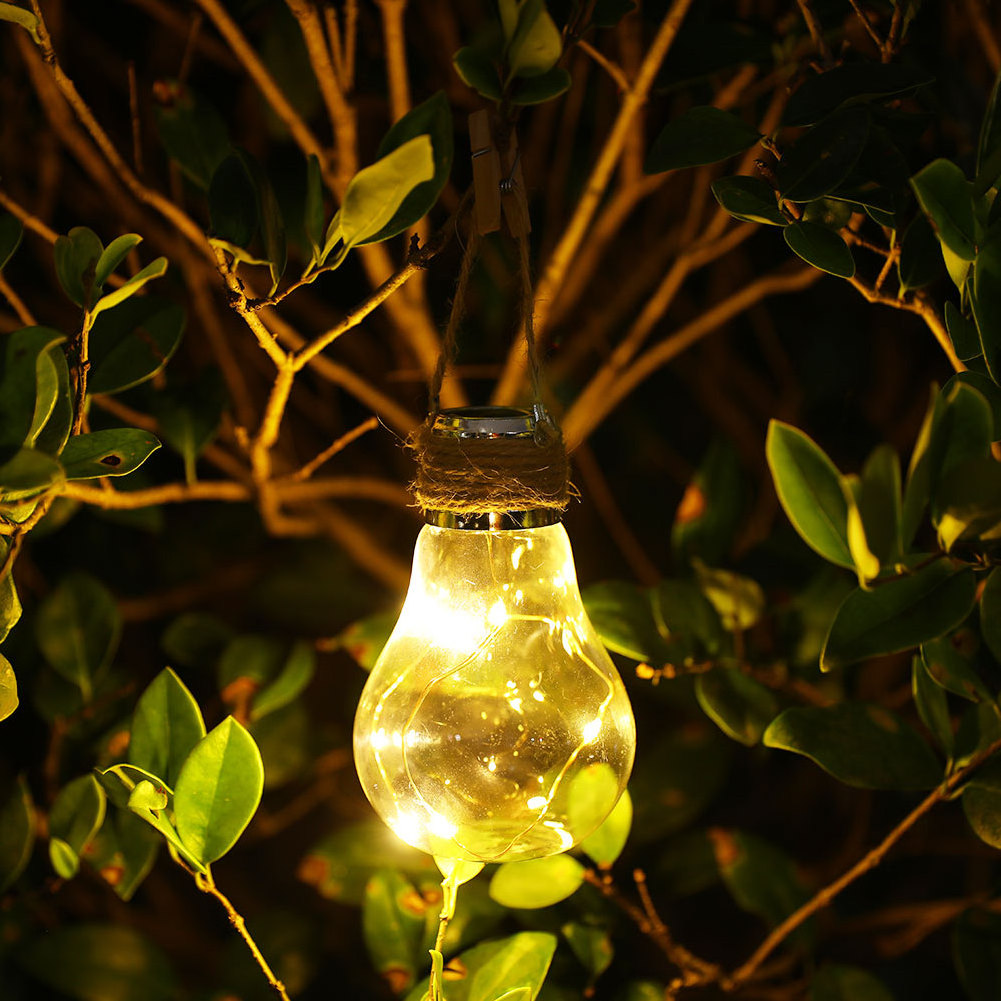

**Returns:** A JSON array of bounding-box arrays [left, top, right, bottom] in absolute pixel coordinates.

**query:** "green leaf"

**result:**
[[783, 221, 855, 277], [645, 107, 760, 173], [766, 420, 852, 567], [90, 257, 168, 318], [951, 371, 1001, 432], [582, 581, 667, 661], [48, 774, 106, 877], [0, 2, 40, 42], [0, 653, 16, 721], [0, 325, 66, 451], [304, 153, 325, 262], [252, 640, 315, 720], [94, 234, 143, 289], [946, 302, 986, 368], [778, 107, 869, 202], [922, 636, 992, 702], [695, 669, 777, 746], [710, 176, 787, 226], [153, 82, 230, 189], [899, 214, 944, 290], [956, 702, 1001, 767], [859, 445, 903, 563], [129, 668, 206, 788], [19, 923, 177, 1001], [764, 703, 942, 789], [335, 136, 435, 254], [489, 854, 585, 909], [802, 197, 854, 230], [0, 775, 34, 892], [912, 655, 953, 756], [86, 808, 160, 901], [843, 475, 881, 585], [362, 92, 453, 245], [54, 226, 103, 308], [953, 908, 1001, 1001], [0, 211, 23, 270], [209, 151, 259, 249], [453, 45, 503, 101], [693, 562, 765, 631], [174, 716, 264, 865], [338, 610, 397, 670], [971, 234, 1001, 382], [406, 932, 557, 1001], [809, 964, 894, 1001], [238, 150, 287, 295], [88, 295, 185, 395], [578, 788, 632, 866], [150, 369, 226, 482], [710, 830, 811, 938], [671, 437, 744, 566], [562, 922, 613, 979], [0, 447, 63, 502], [59, 429, 161, 480], [509, 65, 571, 105], [362, 869, 428, 995], [911, 159, 977, 261], [651, 578, 727, 660], [32, 345, 72, 456], [783, 62, 933, 128], [934, 457, 1001, 550], [36, 573, 121, 702], [962, 762, 1001, 850], [821, 561, 977, 672], [162, 612, 235, 670], [981, 567, 1001, 664], [0, 541, 22, 645], [506, 0, 561, 80]]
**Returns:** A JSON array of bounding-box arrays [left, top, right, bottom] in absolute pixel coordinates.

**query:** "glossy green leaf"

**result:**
[[0, 325, 66, 451], [696, 669, 778, 746], [154, 82, 230, 189], [710, 176, 787, 226], [60, 429, 161, 480], [766, 420, 852, 567], [0, 211, 23, 270], [693, 562, 765, 631], [90, 257, 168, 318], [0, 2, 40, 41], [209, 151, 259, 249], [579, 788, 632, 866], [821, 561, 977, 671], [582, 581, 668, 662], [36, 573, 121, 702], [971, 234, 1001, 382], [338, 610, 397, 670], [764, 703, 942, 789], [778, 107, 869, 202], [953, 908, 1001, 1001], [54, 226, 103, 307], [252, 640, 315, 720], [453, 45, 503, 101], [844, 475, 881, 585], [911, 159, 976, 261], [32, 345, 72, 456], [651, 578, 726, 660], [962, 762, 1001, 850], [0, 541, 22, 645], [238, 150, 286, 295], [802, 197, 854, 230], [0, 447, 63, 502], [507, 0, 561, 80], [0, 653, 16, 721], [784, 221, 855, 277], [955, 702, 1001, 767], [711, 830, 811, 938], [48, 774, 106, 877], [562, 922, 613, 979], [934, 457, 1001, 550], [809, 964, 894, 1001], [567, 762, 622, 845], [950, 372, 1001, 432], [645, 107, 760, 173], [406, 931, 558, 1001], [946, 303, 983, 362], [783, 62, 933, 127], [899, 214, 944, 290], [88, 295, 185, 395], [922, 635, 991, 703], [363, 869, 428, 995], [490, 854, 585, 909], [859, 445, 903, 563], [333, 136, 435, 255], [174, 716, 264, 865], [510, 64, 571, 105], [912, 655, 953, 756], [0, 775, 34, 892], [19, 923, 177, 1001], [86, 808, 160, 901], [94, 234, 143, 289], [129, 668, 206, 788]]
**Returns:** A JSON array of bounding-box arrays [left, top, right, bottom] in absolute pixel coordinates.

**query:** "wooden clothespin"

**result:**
[[468, 110, 531, 239]]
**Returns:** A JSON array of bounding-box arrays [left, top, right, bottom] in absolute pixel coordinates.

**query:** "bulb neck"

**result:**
[[423, 508, 562, 530]]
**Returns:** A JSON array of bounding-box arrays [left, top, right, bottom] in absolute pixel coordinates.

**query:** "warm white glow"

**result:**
[[353, 523, 636, 864]]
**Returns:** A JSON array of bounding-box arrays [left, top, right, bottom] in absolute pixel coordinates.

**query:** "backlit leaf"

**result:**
[[711, 176, 787, 226], [911, 159, 976, 261], [489, 855, 585, 909], [59, 429, 161, 480], [0, 775, 34, 892]]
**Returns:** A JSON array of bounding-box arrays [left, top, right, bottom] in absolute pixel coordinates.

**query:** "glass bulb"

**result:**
[[353, 521, 636, 863]]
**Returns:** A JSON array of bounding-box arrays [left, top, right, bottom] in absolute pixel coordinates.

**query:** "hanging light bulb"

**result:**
[[354, 407, 636, 864]]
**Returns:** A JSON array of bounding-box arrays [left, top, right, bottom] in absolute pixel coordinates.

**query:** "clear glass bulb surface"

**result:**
[[353, 522, 636, 863]]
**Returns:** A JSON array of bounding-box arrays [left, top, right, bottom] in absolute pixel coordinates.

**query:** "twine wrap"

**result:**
[[411, 408, 570, 518]]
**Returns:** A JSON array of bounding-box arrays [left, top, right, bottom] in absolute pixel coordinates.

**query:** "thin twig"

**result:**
[[285, 417, 379, 482], [794, 0, 833, 64], [846, 0, 883, 50], [0, 274, 36, 325], [577, 38, 630, 92]]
